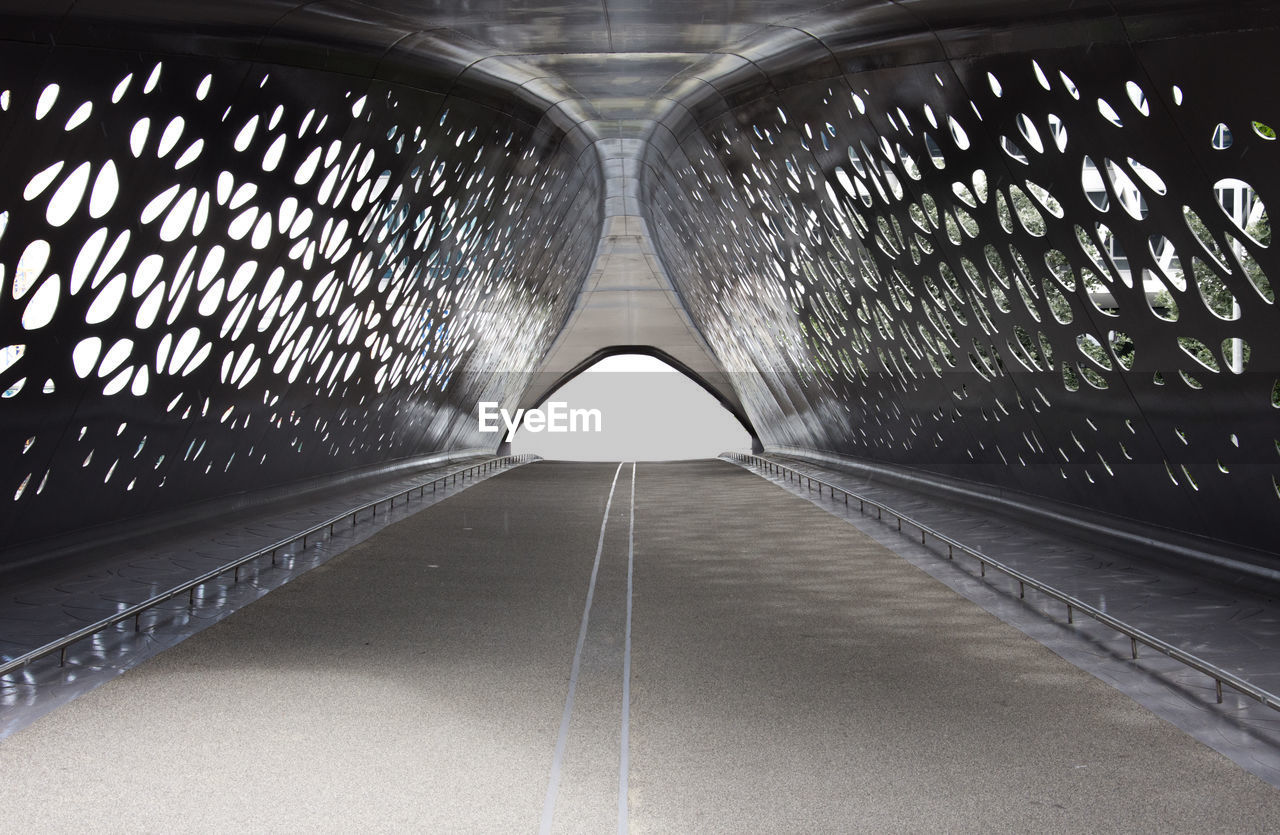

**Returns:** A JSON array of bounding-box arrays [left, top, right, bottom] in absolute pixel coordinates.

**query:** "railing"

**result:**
[[0, 454, 539, 677], [725, 452, 1280, 713]]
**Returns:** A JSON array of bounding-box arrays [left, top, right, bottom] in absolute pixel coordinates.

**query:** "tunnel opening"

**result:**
[[509, 350, 753, 461]]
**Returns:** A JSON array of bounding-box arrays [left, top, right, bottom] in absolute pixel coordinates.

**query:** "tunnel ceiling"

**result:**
[[1, 1, 1279, 563]]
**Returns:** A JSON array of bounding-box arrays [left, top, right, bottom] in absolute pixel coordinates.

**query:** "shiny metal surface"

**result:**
[[0, 453, 520, 738], [0, 37, 598, 555], [0, 456, 534, 678], [3, 460, 1279, 828], [0, 3, 1278, 580], [741, 452, 1280, 787], [727, 453, 1280, 713], [2, 6, 1280, 818], [644, 10, 1280, 557]]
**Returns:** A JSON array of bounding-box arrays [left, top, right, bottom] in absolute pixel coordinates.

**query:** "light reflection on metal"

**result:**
[[0, 53, 600, 551], [0, 1, 1277, 565], [646, 35, 1280, 555]]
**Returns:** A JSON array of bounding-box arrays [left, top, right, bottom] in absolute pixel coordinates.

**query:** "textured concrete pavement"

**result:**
[[0, 460, 1277, 832]]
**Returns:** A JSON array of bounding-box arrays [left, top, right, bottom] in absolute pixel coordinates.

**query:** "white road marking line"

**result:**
[[618, 461, 637, 834], [540, 462, 625, 835]]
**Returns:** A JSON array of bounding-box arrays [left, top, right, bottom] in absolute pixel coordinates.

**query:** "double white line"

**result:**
[[539, 461, 638, 835]]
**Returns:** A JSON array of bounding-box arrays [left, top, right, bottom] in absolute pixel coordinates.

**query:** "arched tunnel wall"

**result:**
[[641, 4, 1280, 558], [0, 26, 602, 556], [3, 2, 1279, 570]]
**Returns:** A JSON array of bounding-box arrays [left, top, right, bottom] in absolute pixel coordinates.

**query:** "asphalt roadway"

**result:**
[[1, 460, 1278, 832]]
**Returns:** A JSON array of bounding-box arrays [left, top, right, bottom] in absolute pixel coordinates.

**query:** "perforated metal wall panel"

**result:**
[[2, 1, 1278, 568], [0, 47, 600, 552], [644, 20, 1280, 556]]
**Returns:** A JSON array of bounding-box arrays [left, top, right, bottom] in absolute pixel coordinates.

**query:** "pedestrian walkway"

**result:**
[[0, 453, 515, 739], [737, 452, 1280, 785], [1, 460, 1277, 831]]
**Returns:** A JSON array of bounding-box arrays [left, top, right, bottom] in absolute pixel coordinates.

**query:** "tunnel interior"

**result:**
[[0, 1, 1277, 570]]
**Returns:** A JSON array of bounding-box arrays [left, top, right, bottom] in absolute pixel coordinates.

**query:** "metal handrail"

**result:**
[[725, 452, 1280, 713], [0, 454, 540, 677]]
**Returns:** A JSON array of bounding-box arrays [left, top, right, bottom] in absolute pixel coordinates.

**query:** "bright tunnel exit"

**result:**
[[510, 354, 752, 461]]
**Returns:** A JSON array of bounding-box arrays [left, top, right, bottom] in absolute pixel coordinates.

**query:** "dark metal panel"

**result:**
[[373, 29, 475, 93], [0, 0, 73, 43], [252, 1, 415, 78], [2, 0, 1278, 569], [0, 40, 601, 556], [643, 22, 1280, 557], [1111, 0, 1280, 41], [46, 1, 299, 60], [899, 0, 1126, 59], [794, 0, 941, 74], [348, 0, 611, 55], [735, 26, 845, 92]]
